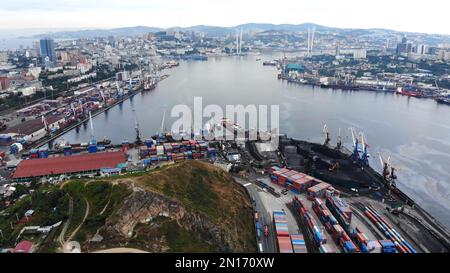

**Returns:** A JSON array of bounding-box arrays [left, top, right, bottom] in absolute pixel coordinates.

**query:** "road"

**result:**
[[58, 195, 74, 247], [67, 198, 90, 242], [233, 176, 277, 253]]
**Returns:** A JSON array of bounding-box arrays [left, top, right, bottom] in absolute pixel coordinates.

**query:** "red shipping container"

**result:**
[[277, 236, 294, 253], [356, 233, 366, 244]]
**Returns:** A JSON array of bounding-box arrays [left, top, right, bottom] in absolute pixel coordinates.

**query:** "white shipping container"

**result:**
[[156, 145, 164, 155]]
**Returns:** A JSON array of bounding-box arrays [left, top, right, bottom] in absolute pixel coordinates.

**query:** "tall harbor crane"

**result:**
[[132, 108, 141, 144], [378, 152, 398, 200], [349, 127, 360, 162], [70, 103, 77, 117], [89, 111, 95, 142], [378, 153, 397, 183], [349, 127, 371, 166], [99, 88, 106, 105], [323, 124, 331, 146], [78, 99, 84, 116], [337, 128, 342, 150], [41, 115, 49, 135], [360, 132, 370, 166]]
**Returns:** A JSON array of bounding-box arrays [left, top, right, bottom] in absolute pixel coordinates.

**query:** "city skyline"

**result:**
[[0, 0, 450, 35]]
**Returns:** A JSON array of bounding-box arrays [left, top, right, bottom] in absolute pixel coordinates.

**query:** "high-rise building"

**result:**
[[108, 36, 115, 48], [0, 76, 9, 90], [39, 38, 56, 63], [417, 44, 428, 55], [34, 42, 40, 57], [353, 49, 367, 59], [0, 51, 8, 63], [396, 37, 412, 55]]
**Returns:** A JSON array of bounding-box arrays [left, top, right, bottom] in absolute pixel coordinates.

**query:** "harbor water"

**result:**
[[56, 54, 450, 228]]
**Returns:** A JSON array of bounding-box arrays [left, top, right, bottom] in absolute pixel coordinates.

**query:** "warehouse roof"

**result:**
[[12, 151, 126, 179], [5, 115, 64, 136]]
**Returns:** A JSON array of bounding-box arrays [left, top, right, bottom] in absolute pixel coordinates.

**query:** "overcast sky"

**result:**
[[1, 0, 449, 35]]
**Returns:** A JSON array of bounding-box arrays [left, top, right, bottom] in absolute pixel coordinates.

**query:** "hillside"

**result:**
[[62, 161, 256, 253], [27, 23, 450, 40]]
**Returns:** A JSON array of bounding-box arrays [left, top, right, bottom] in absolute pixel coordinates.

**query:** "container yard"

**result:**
[[1, 115, 449, 254], [0, 73, 166, 160], [242, 132, 450, 253]]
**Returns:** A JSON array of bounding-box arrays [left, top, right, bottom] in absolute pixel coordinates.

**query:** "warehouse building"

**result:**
[[12, 151, 126, 180]]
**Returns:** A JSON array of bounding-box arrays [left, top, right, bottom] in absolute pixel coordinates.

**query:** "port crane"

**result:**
[[378, 153, 398, 201], [70, 103, 77, 118], [99, 88, 106, 105], [41, 115, 49, 135], [378, 153, 397, 183], [337, 128, 342, 150], [88, 111, 95, 143], [383, 79, 391, 91], [349, 128, 370, 166], [132, 108, 141, 144], [323, 124, 331, 146], [349, 127, 360, 162], [359, 132, 370, 166], [435, 79, 443, 95], [78, 99, 84, 116], [115, 82, 123, 97]]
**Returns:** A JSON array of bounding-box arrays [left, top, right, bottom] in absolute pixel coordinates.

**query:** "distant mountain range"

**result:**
[[25, 23, 450, 40]]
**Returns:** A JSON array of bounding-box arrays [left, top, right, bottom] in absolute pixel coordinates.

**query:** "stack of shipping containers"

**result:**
[[273, 210, 293, 253], [291, 197, 332, 252], [138, 140, 217, 165], [290, 234, 308, 253], [269, 167, 319, 193]]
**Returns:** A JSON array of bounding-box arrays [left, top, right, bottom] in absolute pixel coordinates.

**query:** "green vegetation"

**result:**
[[1, 161, 256, 253], [0, 185, 69, 247], [158, 219, 216, 252], [134, 161, 257, 252], [136, 161, 241, 222], [61, 180, 131, 242]]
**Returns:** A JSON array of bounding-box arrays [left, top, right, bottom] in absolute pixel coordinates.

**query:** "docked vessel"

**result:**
[[182, 54, 208, 61], [436, 96, 450, 105], [396, 86, 424, 98], [143, 77, 157, 91], [263, 60, 277, 66]]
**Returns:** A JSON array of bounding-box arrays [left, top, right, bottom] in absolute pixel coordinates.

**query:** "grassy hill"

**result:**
[[56, 161, 256, 253], [131, 161, 256, 252]]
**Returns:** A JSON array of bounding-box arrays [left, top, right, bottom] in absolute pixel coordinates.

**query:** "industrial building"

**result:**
[[11, 151, 126, 180], [4, 115, 66, 142]]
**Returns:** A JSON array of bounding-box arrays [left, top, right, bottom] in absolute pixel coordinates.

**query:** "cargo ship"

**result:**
[[320, 83, 360, 91], [396, 86, 424, 98], [436, 95, 450, 105], [143, 77, 157, 91], [263, 61, 277, 66], [182, 54, 208, 61]]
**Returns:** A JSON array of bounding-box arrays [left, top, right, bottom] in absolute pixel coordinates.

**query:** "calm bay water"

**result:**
[[57, 54, 450, 228]]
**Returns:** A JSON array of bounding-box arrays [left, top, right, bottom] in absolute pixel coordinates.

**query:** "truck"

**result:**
[[254, 211, 259, 222]]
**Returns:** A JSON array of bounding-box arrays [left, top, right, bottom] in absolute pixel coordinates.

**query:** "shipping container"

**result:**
[[290, 234, 308, 253], [156, 145, 164, 156], [277, 236, 294, 253]]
